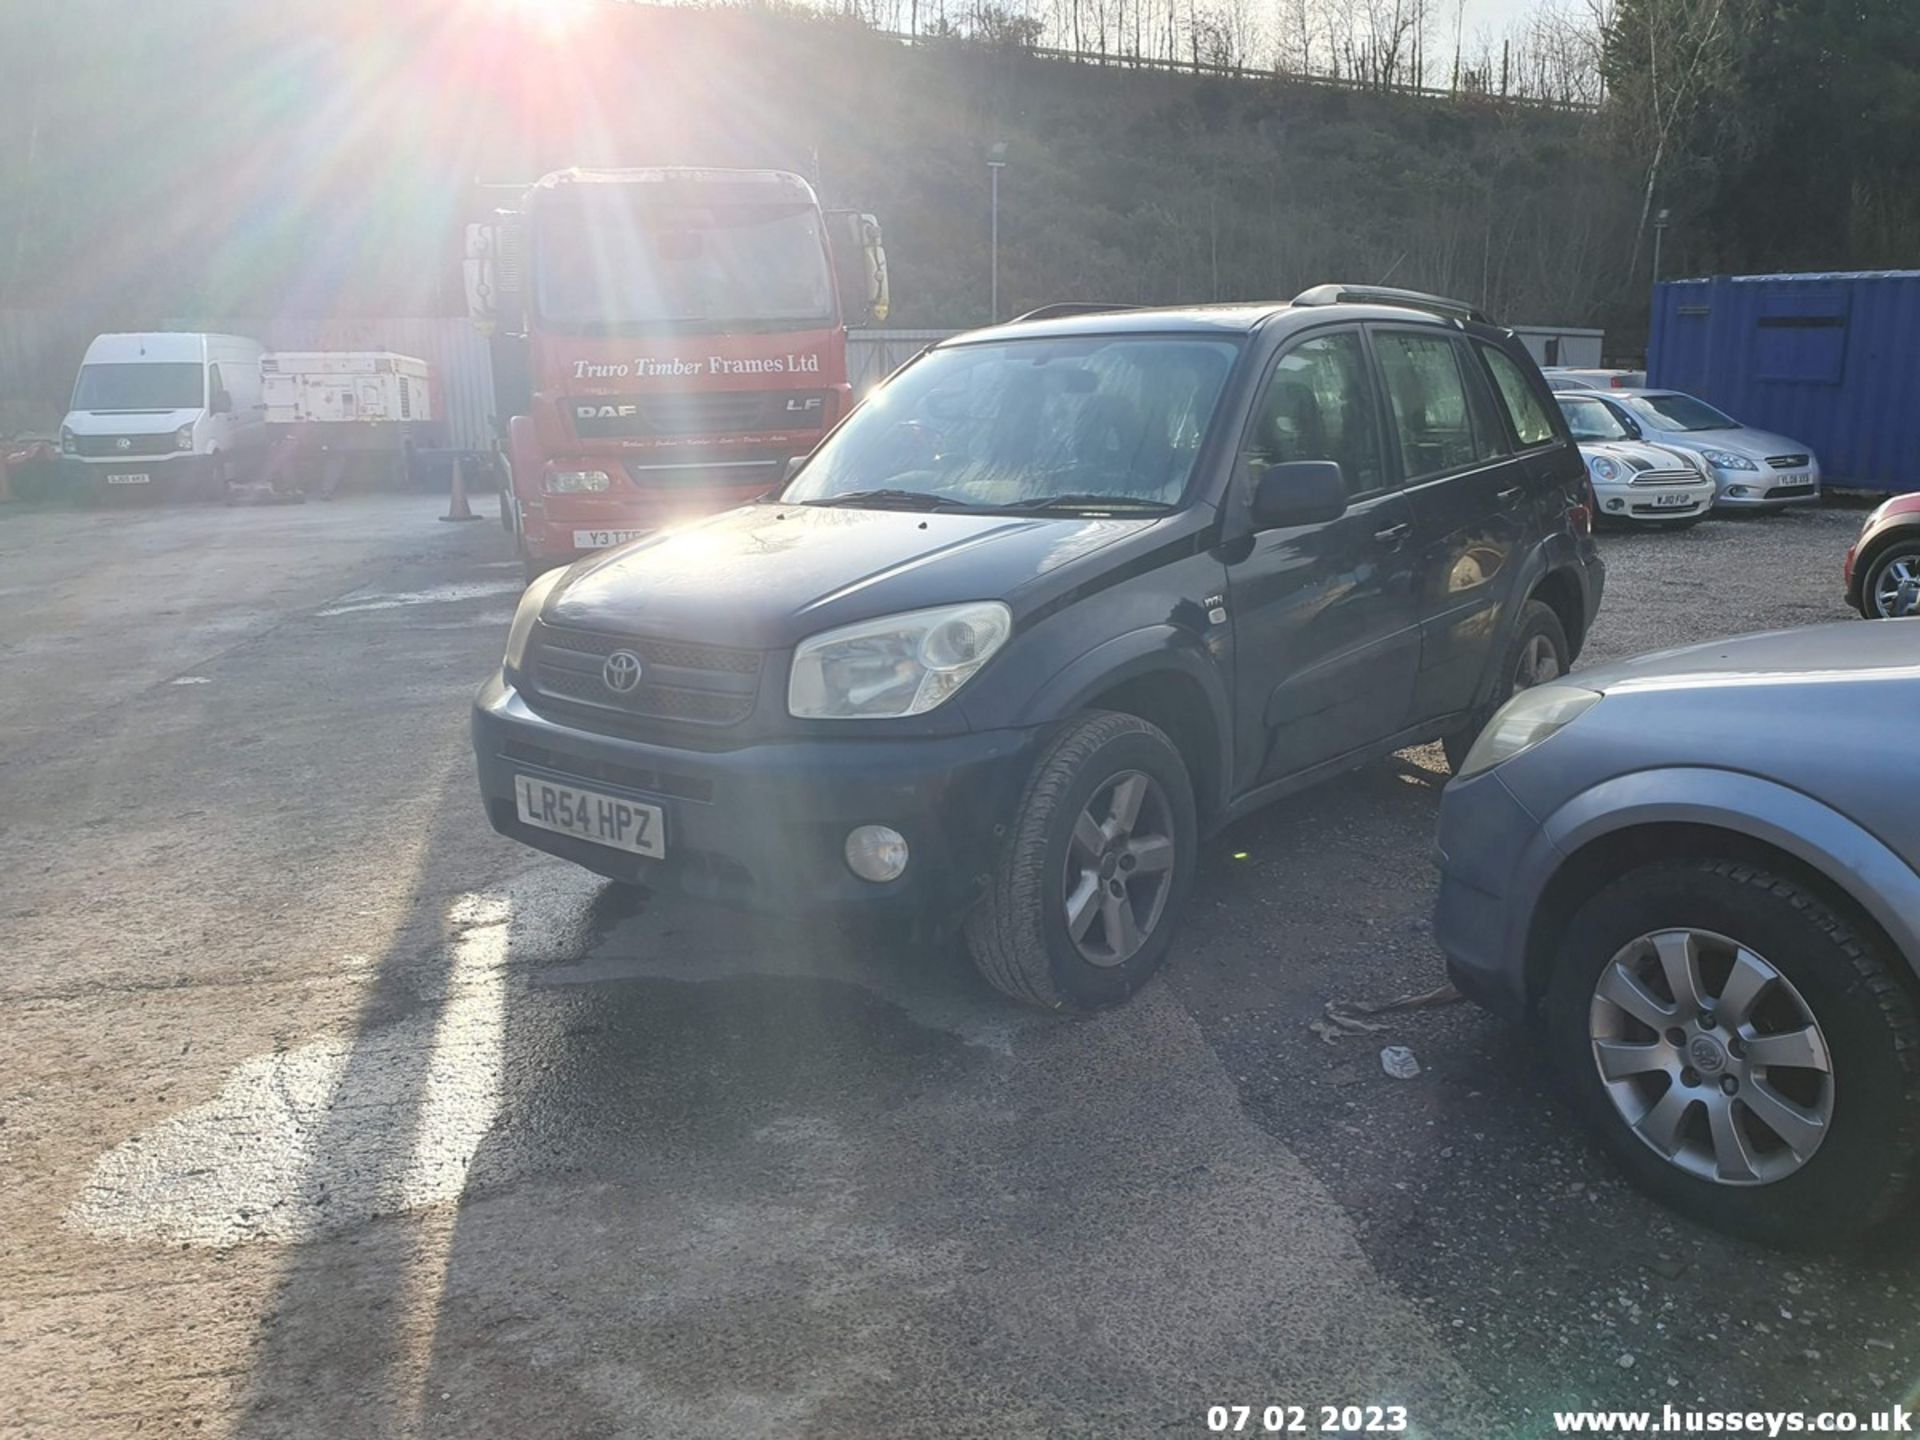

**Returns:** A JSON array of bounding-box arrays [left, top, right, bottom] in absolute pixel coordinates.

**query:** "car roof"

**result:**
[[944, 300, 1477, 346]]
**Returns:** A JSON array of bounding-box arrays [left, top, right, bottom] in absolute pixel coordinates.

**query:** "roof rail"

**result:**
[[1291, 284, 1487, 324], [1008, 302, 1144, 323]]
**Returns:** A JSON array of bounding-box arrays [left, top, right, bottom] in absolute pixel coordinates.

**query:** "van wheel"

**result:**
[[1544, 858, 1920, 1247], [1443, 598, 1570, 772], [965, 711, 1197, 1012]]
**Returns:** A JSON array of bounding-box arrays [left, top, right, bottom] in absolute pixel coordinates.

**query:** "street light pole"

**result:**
[[987, 142, 1007, 323], [1652, 207, 1671, 285]]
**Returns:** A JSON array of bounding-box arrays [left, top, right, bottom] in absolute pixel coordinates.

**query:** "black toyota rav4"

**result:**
[[474, 286, 1604, 1010]]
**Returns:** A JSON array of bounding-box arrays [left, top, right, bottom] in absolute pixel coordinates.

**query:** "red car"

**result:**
[[1844, 493, 1920, 618]]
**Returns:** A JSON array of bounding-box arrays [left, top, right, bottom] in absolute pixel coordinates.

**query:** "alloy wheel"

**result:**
[[1871, 551, 1920, 618], [1514, 633, 1562, 691], [1062, 770, 1176, 967], [1588, 928, 1835, 1185]]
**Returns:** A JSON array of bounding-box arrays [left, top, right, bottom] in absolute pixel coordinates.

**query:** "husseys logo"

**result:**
[[572, 354, 823, 380]]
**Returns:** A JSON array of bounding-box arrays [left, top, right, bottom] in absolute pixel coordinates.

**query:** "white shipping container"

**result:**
[[261, 351, 433, 426]]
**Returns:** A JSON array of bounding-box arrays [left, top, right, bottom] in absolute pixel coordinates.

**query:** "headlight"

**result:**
[[545, 470, 610, 493], [1700, 449, 1756, 471], [60, 426, 76, 455], [1455, 685, 1603, 780], [1587, 456, 1620, 483], [789, 601, 1012, 719], [175, 424, 195, 450], [503, 566, 567, 675]]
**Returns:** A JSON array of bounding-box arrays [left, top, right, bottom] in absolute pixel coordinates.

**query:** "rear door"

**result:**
[[1224, 327, 1421, 788], [1373, 326, 1531, 722]]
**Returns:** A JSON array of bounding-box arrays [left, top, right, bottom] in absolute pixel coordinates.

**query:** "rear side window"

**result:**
[[1479, 343, 1558, 448], [1244, 331, 1386, 498], [1373, 331, 1486, 480]]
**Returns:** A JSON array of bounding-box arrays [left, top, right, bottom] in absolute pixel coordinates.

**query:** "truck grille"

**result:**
[[1767, 454, 1811, 469], [571, 390, 830, 440], [527, 623, 761, 728], [73, 433, 179, 458]]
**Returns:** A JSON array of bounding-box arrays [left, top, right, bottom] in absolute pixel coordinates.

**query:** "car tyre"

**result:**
[[1544, 857, 1920, 1248], [1443, 598, 1570, 773], [965, 710, 1197, 1012], [1861, 542, 1920, 619]]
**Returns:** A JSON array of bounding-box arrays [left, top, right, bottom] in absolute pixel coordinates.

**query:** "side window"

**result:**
[[1373, 331, 1487, 480], [1244, 331, 1385, 498], [1478, 343, 1558, 448], [207, 363, 223, 407]]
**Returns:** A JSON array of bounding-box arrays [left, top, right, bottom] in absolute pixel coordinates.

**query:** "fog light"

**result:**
[[1727, 484, 1750, 497], [845, 825, 909, 882], [1606, 497, 1625, 511]]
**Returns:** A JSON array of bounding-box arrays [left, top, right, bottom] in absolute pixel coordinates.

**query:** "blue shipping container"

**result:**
[[1648, 271, 1920, 495]]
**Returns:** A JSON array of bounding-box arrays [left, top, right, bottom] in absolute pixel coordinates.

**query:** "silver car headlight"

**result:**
[[1456, 685, 1603, 780], [789, 602, 1012, 719], [503, 566, 567, 675], [1700, 449, 1756, 472]]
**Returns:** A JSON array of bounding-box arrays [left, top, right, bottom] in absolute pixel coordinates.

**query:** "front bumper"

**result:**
[[472, 673, 1046, 914], [1711, 464, 1822, 508], [519, 479, 774, 564], [1433, 768, 1555, 1020], [1593, 478, 1716, 522], [76, 453, 211, 496]]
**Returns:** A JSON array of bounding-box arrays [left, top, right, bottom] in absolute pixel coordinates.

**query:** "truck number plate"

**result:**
[[573, 529, 649, 548], [514, 775, 665, 858], [107, 473, 151, 485]]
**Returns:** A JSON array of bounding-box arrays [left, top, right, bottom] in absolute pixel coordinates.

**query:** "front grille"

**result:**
[[1630, 468, 1700, 487], [497, 738, 714, 803], [527, 622, 762, 728], [1769, 482, 1818, 499], [73, 433, 179, 458], [1767, 454, 1811, 469], [571, 390, 829, 440]]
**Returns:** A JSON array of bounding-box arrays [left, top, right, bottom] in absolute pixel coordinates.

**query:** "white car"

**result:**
[[1552, 385, 1821, 511], [1555, 392, 1716, 527]]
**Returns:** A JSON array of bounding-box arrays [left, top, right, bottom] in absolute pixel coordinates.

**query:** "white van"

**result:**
[[60, 333, 269, 497]]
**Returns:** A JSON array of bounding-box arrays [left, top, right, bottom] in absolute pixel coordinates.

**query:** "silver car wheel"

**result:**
[[1589, 928, 1835, 1186], [1062, 770, 1175, 967], [1515, 633, 1562, 690], [1870, 550, 1920, 618]]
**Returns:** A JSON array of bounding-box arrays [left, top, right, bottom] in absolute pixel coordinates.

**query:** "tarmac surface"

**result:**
[[3, 493, 1913, 1438]]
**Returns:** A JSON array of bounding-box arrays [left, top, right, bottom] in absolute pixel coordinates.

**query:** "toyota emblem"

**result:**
[[602, 650, 643, 694]]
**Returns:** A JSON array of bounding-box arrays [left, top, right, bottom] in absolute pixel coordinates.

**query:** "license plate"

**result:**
[[572, 528, 649, 548], [514, 775, 665, 858], [106, 473, 150, 485], [1652, 492, 1693, 508]]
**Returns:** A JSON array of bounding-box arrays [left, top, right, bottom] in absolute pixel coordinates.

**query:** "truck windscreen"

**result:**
[[72, 362, 205, 411], [534, 203, 835, 331]]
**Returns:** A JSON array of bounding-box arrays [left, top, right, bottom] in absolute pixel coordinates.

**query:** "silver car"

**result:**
[[1435, 620, 1920, 1247], [1553, 386, 1822, 511], [1555, 392, 1716, 526]]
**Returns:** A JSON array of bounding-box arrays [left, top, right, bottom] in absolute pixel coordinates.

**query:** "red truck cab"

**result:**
[[468, 168, 887, 579]]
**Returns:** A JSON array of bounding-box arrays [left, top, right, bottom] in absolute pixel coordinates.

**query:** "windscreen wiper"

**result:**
[[800, 489, 983, 511], [985, 493, 1175, 514]]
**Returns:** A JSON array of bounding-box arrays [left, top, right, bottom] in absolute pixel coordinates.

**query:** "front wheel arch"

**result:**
[[1524, 822, 1916, 1014]]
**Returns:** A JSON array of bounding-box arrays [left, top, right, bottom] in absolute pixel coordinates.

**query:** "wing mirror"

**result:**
[[1251, 460, 1349, 530]]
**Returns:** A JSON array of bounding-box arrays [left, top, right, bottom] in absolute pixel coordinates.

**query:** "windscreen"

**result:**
[[1626, 392, 1738, 431], [71, 362, 204, 411], [533, 200, 834, 330], [1557, 395, 1632, 441], [782, 336, 1240, 511]]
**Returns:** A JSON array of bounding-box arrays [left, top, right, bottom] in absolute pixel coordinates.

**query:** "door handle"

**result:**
[[1373, 522, 1411, 544], [1496, 485, 1526, 503]]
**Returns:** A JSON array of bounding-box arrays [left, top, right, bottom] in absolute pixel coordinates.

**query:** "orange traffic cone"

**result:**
[[440, 455, 481, 522]]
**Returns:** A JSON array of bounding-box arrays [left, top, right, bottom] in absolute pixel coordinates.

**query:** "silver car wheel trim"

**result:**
[[1589, 927, 1835, 1186], [1063, 769, 1175, 968], [1871, 552, 1920, 617], [1515, 634, 1561, 691]]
